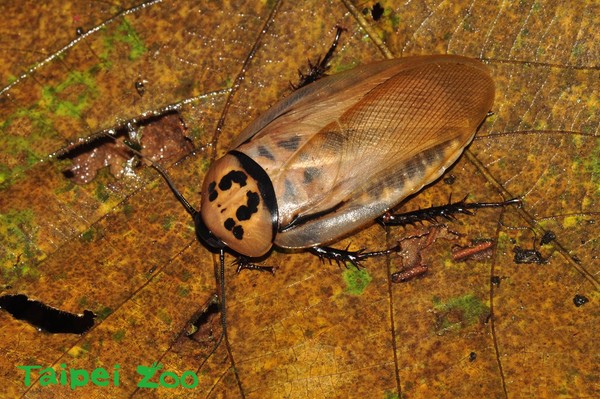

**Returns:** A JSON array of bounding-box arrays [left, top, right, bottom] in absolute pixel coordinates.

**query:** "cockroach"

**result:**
[[97, 27, 520, 276], [154, 51, 517, 271]]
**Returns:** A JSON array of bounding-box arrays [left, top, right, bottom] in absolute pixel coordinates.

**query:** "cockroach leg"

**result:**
[[293, 26, 346, 89], [377, 196, 521, 227], [317, 25, 345, 72], [309, 246, 366, 268], [234, 257, 276, 274], [309, 244, 400, 269]]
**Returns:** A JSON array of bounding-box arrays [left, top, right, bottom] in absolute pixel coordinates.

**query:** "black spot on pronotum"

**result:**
[[247, 191, 260, 207], [236, 191, 260, 221], [258, 145, 275, 161], [222, 190, 261, 240], [0, 294, 95, 334], [219, 170, 248, 191], [224, 218, 236, 231], [208, 181, 218, 201], [236, 207, 251, 221], [277, 136, 301, 151], [232, 225, 244, 240]]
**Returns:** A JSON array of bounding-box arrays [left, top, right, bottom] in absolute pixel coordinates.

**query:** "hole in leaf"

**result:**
[[0, 294, 95, 334], [185, 294, 221, 343], [371, 3, 384, 21]]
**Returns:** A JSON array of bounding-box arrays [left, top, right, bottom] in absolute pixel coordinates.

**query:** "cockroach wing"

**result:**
[[230, 58, 413, 148], [234, 56, 495, 249]]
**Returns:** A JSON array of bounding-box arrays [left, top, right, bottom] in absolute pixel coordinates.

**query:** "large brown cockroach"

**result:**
[[157, 53, 515, 270]]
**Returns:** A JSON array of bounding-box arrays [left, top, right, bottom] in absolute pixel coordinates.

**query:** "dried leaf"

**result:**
[[0, 0, 598, 398]]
